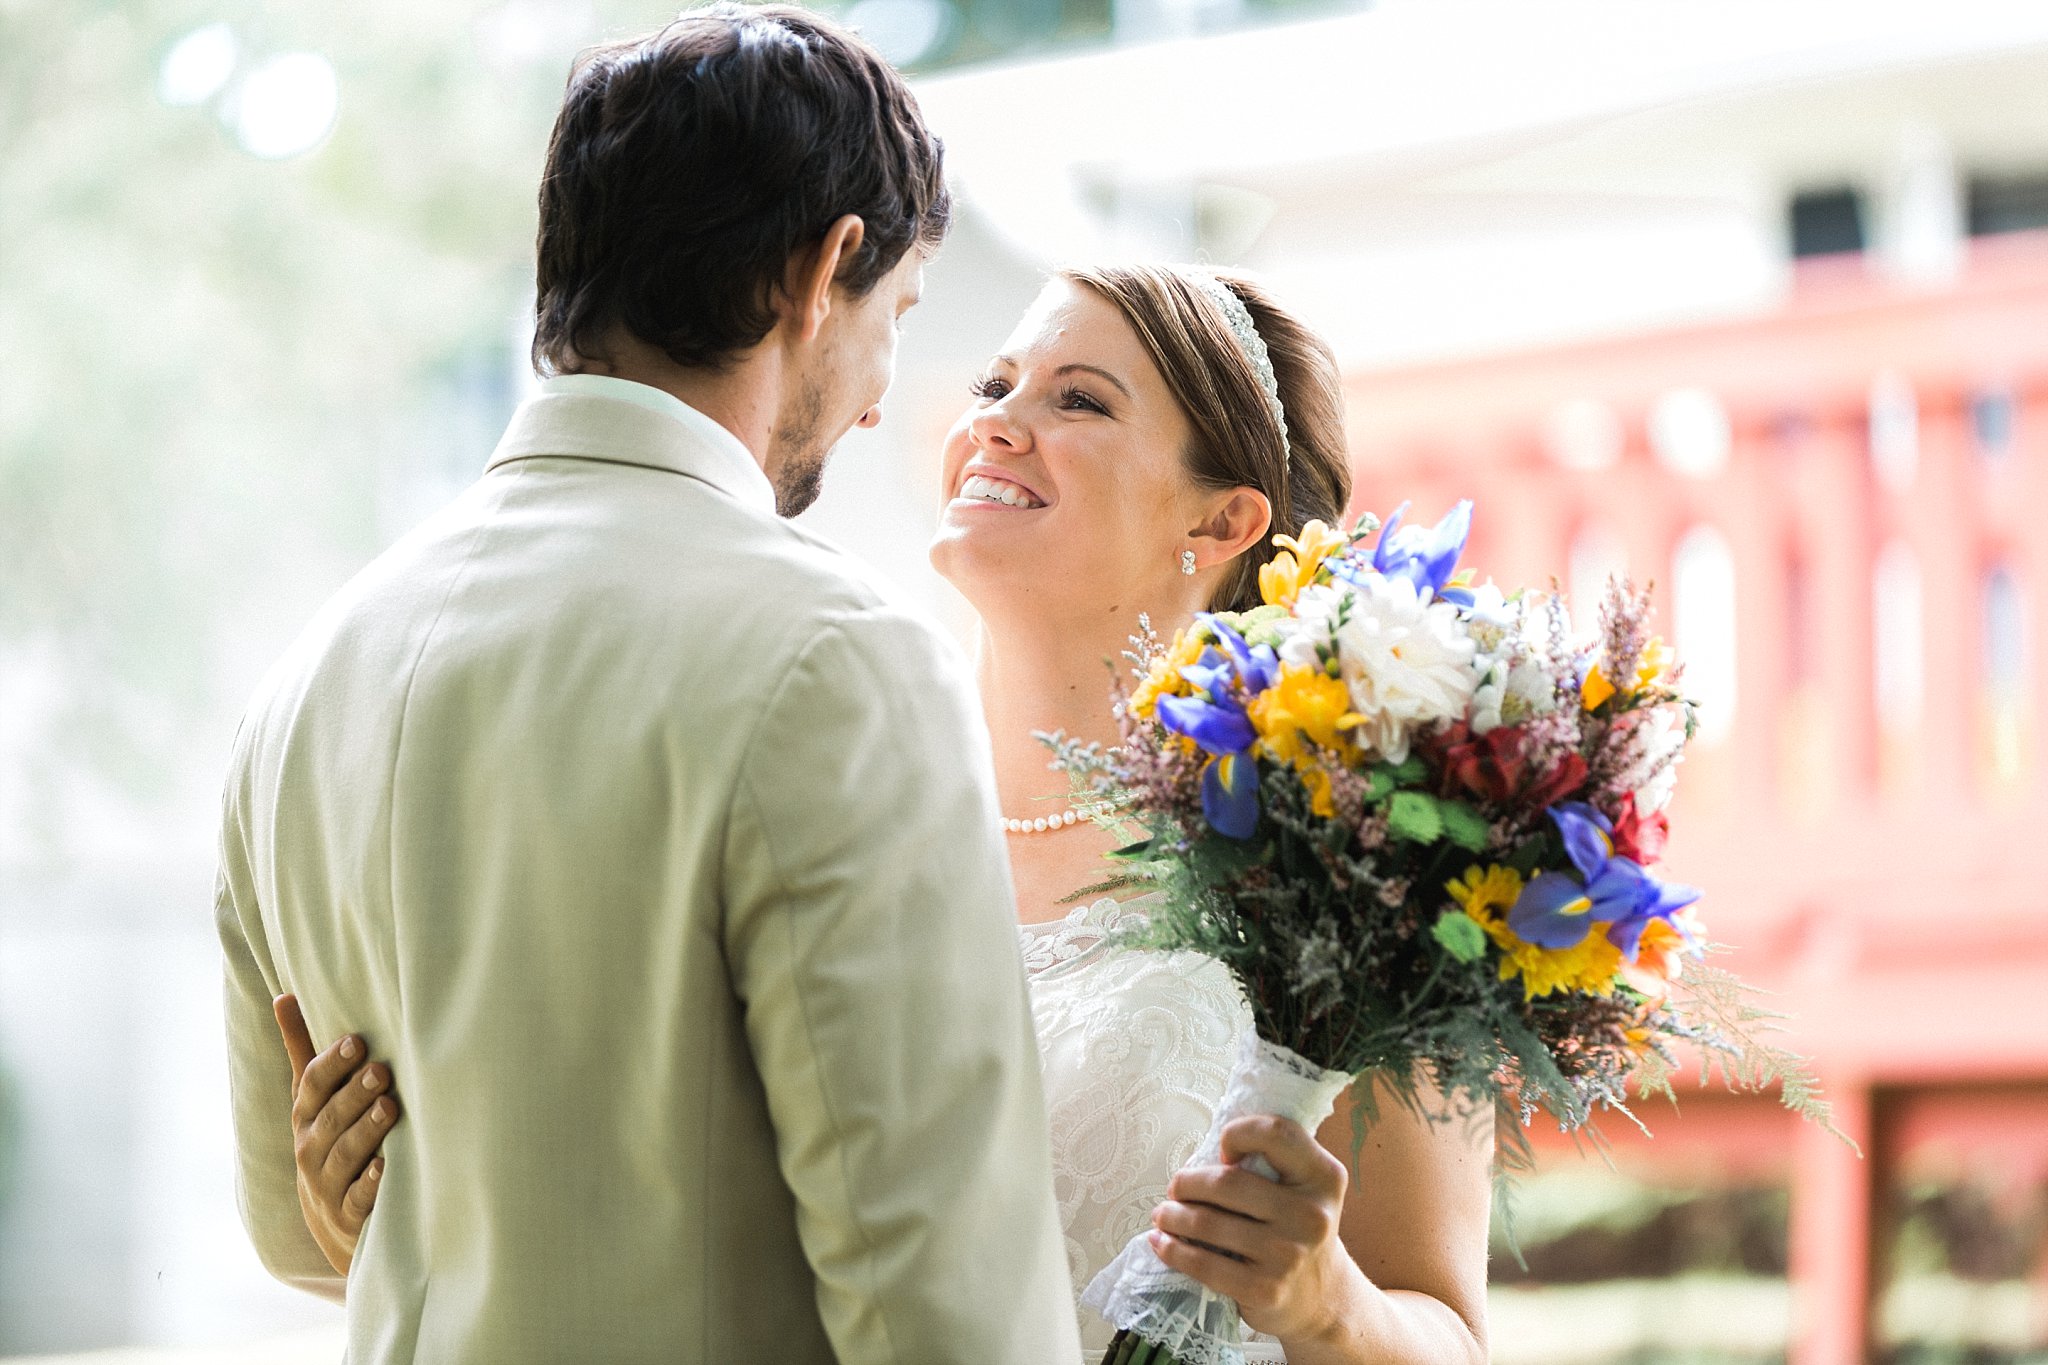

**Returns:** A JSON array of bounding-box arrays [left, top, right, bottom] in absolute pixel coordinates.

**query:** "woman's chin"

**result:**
[[929, 520, 1066, 617], [933, 501, 1049, 558]]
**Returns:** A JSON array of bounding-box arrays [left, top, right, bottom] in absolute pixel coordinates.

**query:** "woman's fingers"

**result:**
[[339, 1157, 385, 1232], [1151, 1197, 1292, 1268], [291, 1032, 369, 1131], [1147, 1227, 1263, 1305], [272, 995, 317, 1089], [300, 1059, 384, 1178], [1219, 1115, 1348, 1200], [1171, 1163, 1339, 1249], [1167, 1163, 1286, 1225], [323, 1089, 398, 1188]]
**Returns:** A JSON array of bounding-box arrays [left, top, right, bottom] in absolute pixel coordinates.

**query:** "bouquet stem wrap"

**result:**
[[1081, 1026, 1352, 1365]]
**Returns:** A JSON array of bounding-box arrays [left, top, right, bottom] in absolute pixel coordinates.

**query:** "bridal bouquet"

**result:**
[[1052, 503, 1833, 1365]]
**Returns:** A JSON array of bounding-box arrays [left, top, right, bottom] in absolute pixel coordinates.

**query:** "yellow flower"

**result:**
[[1246, 663, 1360, 819], [1581, 665, 1617, 712], [1130, 627, 1208, 720], [1300, 767, 1336, 819], [1446, 864, 1524, 937], [1583, 636, 1676, 713], [1446, 863, 1623, 1001], [1508, 932, 1624, 1001], [1259, 519, 1348, 607], [1635, 637, 1674, 691], [1248, 663, 1359, 762]]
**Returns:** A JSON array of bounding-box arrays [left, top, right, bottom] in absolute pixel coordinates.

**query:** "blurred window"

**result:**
[[1868, 370, 1919, 494], [1983, 564, 2026, 689], [1649, 387, 1732, 480], [1673, 525, 1739, 745], [1969, 385, 2017, 467], [1784, 545, 1817, 688], [1789, 187, 1866, 258], [1983, 564, 2026, 786], [1965, 172, 2048, 237], [1873, 540, 1924, 737]]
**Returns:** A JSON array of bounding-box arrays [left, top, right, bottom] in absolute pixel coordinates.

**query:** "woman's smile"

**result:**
[[951, 467, 1051, 511]]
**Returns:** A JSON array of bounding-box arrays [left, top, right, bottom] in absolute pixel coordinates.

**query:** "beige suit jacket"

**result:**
[[216, 380, 1081, 1362]]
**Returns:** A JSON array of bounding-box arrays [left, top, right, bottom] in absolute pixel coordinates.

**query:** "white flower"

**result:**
[[1327, 574, 1478, 764], [1611, 704, 1687, 813], [1458, 581, 1519, 651], [1470, 656, 1557, 735], [1465, 591, 1559, 735], [1277, 582, 1344, 671]]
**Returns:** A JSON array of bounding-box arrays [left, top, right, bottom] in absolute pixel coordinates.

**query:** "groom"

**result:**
[[214, 5, 1080, 1360]]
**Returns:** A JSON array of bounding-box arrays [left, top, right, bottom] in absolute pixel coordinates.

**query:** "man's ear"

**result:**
[[1188, 486, 1273, 568], [783, 214, 866, 344]]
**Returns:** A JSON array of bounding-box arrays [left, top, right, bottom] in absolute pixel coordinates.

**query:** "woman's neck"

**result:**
[[976, 611, 1135, 819], [970, 591, 1202, 923]]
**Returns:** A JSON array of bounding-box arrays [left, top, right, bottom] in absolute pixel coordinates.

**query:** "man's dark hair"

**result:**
[[532, 3, 950, 374]]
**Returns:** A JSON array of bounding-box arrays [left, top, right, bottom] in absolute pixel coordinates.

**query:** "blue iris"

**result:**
[[1509, 802, 1702, 960], [1337, 499, 1474, 604], [1153, 620, 1277, 840]]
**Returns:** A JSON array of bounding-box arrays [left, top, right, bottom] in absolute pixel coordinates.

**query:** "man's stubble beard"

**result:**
[[769, 377, 830, 518]]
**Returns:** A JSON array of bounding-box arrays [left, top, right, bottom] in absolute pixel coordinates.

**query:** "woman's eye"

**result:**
[[1060, 387, 1107, 415], [969, 375, 1009, 401]]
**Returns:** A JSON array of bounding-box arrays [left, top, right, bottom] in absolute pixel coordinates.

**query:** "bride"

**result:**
[[277, 265, 1492, 1363]]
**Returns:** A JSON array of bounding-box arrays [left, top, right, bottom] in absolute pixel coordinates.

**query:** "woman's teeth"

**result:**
[[960, 474, 1046, 509]]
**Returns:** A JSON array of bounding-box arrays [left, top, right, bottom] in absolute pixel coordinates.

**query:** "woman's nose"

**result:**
[[857, 404, 883, 429], [968, 403, 1026, 453]]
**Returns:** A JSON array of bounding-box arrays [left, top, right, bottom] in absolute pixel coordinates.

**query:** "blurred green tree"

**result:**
[[0, 0, 564, 865]]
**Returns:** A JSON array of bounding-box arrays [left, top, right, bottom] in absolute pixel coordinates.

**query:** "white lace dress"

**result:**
[[1018, 896, 1289, 1363]]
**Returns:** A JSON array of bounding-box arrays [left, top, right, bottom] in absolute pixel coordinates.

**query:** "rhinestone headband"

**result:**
[[1188, 272, 1291, 472]]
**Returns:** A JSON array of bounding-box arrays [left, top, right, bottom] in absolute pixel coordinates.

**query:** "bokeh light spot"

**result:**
[[157, 22, 238, 107], [227, 51, 339, 160]]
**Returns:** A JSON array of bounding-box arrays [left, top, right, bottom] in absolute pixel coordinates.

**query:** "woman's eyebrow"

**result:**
[[1054, 363, 1132, 400]]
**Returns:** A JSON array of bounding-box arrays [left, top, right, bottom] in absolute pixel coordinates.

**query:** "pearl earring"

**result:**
[[1181, 550, 1197, 576]]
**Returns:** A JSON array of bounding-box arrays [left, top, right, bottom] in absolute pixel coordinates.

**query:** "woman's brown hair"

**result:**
[[1056, 265, 1352, 612]]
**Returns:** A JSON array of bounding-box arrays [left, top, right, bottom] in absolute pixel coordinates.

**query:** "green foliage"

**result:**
[[1432, 910, 1486, 962], [1104, 766, 1588, 1146], [1384, 790, 1443, 844], [1236, 603, 1294, 649], [1437, 799, 1491, 852], [1382, 790, 1490, 852], [1649, 958, 1854, 1150]]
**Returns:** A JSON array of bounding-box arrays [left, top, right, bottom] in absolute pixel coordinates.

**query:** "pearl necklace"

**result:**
[[1001, 803, 1108, 835]]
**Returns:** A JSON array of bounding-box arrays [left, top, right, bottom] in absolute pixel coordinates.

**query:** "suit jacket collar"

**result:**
[[487, 376, 778, 515]]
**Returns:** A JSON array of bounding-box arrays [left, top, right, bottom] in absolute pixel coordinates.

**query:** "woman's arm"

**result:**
[[272, 994, 398, 1281], [1148, 1071, 1491, 1364]]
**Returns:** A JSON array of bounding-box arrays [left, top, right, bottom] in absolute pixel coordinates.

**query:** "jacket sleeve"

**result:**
[[721, 608, 1082, 1363], [215, 781, 347, 1304]]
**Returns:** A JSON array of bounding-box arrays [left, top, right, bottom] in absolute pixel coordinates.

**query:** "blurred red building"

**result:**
[[1345, 231, 2048, 1363]]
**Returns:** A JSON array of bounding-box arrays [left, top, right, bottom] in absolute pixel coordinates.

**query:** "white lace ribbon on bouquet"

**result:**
[[1081, 1026, 1353, 1365]]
